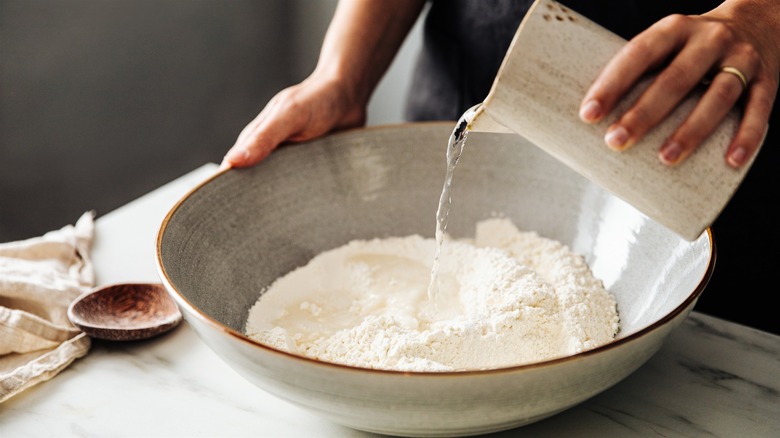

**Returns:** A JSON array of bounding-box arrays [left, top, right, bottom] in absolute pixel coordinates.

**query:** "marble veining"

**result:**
[[1, 164, 778, 437]]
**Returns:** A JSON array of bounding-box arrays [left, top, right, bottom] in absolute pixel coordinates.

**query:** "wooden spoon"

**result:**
[[67, 282, 182, 341]]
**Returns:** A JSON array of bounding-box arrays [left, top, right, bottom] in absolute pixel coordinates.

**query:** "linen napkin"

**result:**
[[0, 212, 95, 402]]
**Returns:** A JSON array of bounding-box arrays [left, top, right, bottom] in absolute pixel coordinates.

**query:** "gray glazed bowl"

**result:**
[[156, 123, 714, 437]]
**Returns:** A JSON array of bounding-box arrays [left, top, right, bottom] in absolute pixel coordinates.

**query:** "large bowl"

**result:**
[[156, 123, 713, 437]]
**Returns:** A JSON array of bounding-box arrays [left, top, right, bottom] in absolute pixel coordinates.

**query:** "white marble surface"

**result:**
[[1, 163, 779, 437]]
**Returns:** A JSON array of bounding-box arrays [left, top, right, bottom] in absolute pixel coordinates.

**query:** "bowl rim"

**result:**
[[155, 122, 716, 377]]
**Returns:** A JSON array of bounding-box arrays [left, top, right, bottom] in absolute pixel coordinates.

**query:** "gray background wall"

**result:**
[[1, 0, 425, 242]]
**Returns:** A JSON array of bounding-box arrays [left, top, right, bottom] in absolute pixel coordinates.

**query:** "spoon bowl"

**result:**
[[68, 282, 182, 341]]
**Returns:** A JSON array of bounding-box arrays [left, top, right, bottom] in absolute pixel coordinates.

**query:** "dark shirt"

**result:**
[[405, 0, 779, 335]]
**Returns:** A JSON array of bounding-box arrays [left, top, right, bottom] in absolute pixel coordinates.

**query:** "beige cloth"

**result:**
[[0, 212, 95, 402]]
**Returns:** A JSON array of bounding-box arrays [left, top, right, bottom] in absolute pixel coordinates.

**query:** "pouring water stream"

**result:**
[[427, 104, 482, 302]]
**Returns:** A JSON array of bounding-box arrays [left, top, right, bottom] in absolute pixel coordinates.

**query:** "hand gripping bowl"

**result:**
[[156, 123, 713, 437]]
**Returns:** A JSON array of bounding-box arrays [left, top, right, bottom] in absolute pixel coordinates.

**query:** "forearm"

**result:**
[[313, 0, 427, 107]]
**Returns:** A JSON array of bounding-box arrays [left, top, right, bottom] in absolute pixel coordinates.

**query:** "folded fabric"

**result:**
[[0, 212, 95, 403]]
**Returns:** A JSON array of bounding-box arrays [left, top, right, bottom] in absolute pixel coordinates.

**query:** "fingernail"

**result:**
[[659, 141, 683, 165], [224, 148, 250, 164], [604, 125, 629, 149], [218, 160, 232, 171], [727, 146, 748, 168], [579, 99, 602, 122]]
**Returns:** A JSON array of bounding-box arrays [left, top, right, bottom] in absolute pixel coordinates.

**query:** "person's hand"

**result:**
[[579, 0, 780, 168], [222, 75, 366, 168], [221, 0, 425, 169]]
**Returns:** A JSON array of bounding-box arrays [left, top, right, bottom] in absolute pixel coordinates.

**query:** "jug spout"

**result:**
[[466, 103, 513, 134]]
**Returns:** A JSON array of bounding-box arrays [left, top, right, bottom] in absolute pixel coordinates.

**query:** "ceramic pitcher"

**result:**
[[469, 0, 763, 241]]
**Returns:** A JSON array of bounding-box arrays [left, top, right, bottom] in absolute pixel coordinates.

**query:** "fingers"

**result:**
[[725, 78, 775, 168], [657, 63, 751, 165], [606, 43, 718, 153], [580, 14, 772, 168], [222, 94, 296, 168], [580, 15, 692, 126], [222, 77, 368, 168]]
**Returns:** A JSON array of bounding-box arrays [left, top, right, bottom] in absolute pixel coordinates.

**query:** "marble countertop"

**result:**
[[1, 163, 778, 437]]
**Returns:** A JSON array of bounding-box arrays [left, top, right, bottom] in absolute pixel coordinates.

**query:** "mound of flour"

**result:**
[[245, 218, 619, 372]]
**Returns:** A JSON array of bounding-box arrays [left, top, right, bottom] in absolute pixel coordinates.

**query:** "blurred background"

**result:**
[[1, 0, 423, 242]]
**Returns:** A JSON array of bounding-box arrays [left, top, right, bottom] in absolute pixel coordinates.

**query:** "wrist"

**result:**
[[310, 59, 373, 111]]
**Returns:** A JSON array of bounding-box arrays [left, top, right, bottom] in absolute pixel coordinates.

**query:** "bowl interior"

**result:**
[[158, 122, 712, 345]]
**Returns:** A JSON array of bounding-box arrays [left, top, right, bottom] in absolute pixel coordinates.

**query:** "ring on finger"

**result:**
[[718, 66, 749, 91]]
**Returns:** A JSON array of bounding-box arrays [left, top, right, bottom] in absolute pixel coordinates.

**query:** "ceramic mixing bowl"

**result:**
[[156, 123, 714, 437]]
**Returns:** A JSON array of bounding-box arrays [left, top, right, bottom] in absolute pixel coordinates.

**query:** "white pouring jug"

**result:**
[[469, 0, 763, 241]]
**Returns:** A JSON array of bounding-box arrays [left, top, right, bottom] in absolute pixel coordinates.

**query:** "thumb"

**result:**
[[222, 110, 298, 168]]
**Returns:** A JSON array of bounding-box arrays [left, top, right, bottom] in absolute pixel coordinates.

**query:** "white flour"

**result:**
[[245, 218, 619, 372]]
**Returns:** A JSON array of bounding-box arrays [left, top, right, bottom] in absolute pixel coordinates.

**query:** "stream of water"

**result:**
[[427, 105, 481, 302]]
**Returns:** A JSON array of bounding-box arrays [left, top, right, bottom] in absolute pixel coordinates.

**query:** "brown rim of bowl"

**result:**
[[154, 121, 716, 377]]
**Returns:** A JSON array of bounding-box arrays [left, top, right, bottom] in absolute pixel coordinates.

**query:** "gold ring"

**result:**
[[719, 66, 749, 91]]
